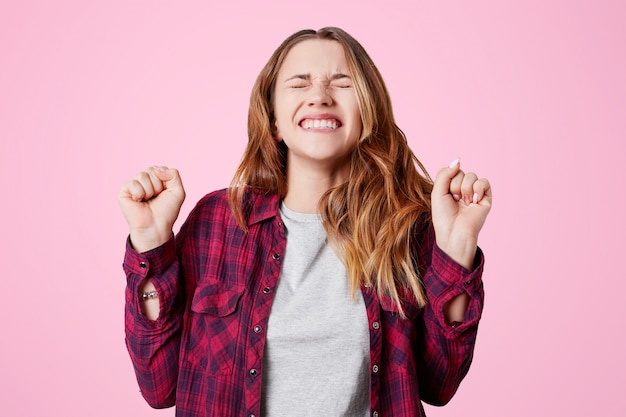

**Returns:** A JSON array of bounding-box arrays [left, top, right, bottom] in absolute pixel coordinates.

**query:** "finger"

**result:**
[[145, 166, 167, 195], [118, 181, 137, 201], [471, 178, 492, 204], [460, 172, 478, 205], [120, 178, 147, 202], [432, 158, 462, 199], [132, 171, 157, 201], [137, 166, 178, 201], [449, 170, 465, 202]]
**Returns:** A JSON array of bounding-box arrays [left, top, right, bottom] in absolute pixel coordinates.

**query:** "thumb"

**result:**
[[432, 158, 461, 198]]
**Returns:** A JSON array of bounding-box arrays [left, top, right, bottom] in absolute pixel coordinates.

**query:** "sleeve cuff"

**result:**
[[123, 234, 176, 278], [424, 244, 485, 337], [431, 243, 484, 293], [123, 234, 178, 327]]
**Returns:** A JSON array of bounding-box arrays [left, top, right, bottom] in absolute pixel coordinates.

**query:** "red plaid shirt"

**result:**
[[123, 188, 485, 417]]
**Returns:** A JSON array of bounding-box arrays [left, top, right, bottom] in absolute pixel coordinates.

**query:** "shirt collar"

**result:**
[[246, 189, 281, 226]]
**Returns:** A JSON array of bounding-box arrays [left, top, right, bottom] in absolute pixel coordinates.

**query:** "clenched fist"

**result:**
[[118, 166, 186, 252], [431, 158, 492, 269]]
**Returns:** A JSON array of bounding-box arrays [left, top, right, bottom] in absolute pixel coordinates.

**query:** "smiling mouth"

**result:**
[[300, 119, 341, 130]]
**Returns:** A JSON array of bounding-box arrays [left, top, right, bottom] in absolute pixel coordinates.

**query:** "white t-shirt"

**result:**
[[261, 203, 371, 416]]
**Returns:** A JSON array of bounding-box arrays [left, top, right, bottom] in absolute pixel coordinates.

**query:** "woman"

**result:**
[[119, 27, 491, 417]]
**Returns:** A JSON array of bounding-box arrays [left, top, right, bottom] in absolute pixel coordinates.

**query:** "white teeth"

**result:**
[[302, 119, 339, 129]]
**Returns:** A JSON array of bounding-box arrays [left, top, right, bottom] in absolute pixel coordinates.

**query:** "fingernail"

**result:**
[[449, 158, 460, 168], [453, 194, 461, 201], [152, 166, 166, 172], [463, 195, 471, 205], [472, 193, 478, 204]]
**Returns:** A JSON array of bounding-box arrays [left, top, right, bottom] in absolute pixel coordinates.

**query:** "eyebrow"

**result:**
[[284, 73, 351, 83]]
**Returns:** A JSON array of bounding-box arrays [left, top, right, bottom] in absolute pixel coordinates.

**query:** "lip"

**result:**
[[298, 113, 343, 128]]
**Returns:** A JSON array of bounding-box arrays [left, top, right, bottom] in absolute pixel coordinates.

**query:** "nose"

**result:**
[[306, 83, 333, 106]]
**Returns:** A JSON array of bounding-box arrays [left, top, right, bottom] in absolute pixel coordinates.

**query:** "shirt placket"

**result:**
[[245, 218, 286, 417], [362, 286, 382, 417]]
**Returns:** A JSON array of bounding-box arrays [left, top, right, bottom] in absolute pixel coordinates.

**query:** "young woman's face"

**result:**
[[273, 39, 362, 172]]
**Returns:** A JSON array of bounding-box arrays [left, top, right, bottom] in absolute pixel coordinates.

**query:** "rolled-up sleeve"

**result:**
[[413, 224, 485, 405], [123, 235, 182, 408]]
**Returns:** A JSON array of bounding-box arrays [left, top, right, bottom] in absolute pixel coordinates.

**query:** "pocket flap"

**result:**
[[191, 280, 244, 317], [379, 292, 420, 319]]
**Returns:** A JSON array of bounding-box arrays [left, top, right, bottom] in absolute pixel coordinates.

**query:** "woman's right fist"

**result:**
[[118, 166, 186, 252]]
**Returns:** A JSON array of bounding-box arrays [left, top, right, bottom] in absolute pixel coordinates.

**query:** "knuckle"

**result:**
[[130, 179, 142, 189], [135, 171, 149, 182]]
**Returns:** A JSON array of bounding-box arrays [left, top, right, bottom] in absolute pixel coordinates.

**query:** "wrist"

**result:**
[[129, 228, 172, 253], [436, 234, 477, 270]]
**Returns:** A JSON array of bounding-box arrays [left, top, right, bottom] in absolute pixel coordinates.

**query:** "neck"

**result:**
[[283, 158, 349, 214]]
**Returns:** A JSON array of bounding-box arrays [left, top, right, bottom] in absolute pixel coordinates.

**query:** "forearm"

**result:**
[[417, 312, 479, 405], [123, 236, 183, 407], [436, 236, 478, 324], [415, 239, 485, 404], [417, 269, 483, 404], [124, 306, 181, 408], [124, 274, 182, 408]]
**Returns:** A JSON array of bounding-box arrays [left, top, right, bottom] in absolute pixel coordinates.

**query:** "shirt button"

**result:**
[[139, 261, 147, 268], [249, 368, 258, 377], [464, 279, 471, 285], [372, 321, 380, 330], [272, 253, 280, 260], [253, 325, 262, 333], [372, 364, 379, 374], [263, 287, 271, 294], [372, 411, 379, 417]]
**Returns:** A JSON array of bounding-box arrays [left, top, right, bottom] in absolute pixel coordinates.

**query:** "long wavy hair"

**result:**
[[229, 27, 433, 314]]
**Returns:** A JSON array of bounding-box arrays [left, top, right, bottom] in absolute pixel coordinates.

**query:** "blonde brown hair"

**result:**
[[229, 27, 433, 314]]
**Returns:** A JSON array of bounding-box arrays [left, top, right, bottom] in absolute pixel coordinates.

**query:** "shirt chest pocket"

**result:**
[[379, 294, 421, 374], [187, 279, 245, 376]]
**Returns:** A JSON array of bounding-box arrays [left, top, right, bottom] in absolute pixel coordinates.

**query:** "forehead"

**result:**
[[278, 39, 350, 78]]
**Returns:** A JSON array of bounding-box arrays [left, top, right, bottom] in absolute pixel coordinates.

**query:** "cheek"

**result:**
[[347, 96, 362, 129], [272, 99, 290, 130], [351, 110, 364, 138]]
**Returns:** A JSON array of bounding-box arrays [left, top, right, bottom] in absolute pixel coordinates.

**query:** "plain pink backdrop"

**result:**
[[1, 1, 624, 416]]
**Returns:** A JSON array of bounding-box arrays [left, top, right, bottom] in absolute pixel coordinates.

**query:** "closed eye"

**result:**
[[331, 74, 352, 88]]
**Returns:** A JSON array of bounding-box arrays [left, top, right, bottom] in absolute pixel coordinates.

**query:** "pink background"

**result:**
[[1, 1, 624, 416]]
